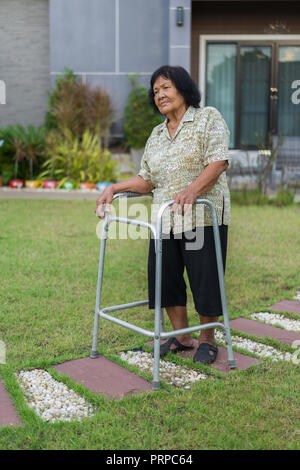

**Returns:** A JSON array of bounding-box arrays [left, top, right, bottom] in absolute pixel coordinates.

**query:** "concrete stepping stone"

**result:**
[[145, 339, 260, 373], [230, 318, 300, 345], [267, 300, 300, 316], [53, 356, 152, 399], [0, 379, 23, 427]]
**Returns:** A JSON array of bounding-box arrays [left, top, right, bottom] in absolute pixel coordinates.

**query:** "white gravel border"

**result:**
[[120, 350, 208, 389], [293, 291, 300, 301], [250, 312, 300, 332], [17, 370, 94, 423], [215, 331, 293, 362]]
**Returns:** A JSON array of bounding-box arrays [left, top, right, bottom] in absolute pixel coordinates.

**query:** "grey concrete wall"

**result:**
[[169, 0, 191, 72], [50, 0, 169, 135], [0, 0, 193, 134], [0, 0, 50, 128]]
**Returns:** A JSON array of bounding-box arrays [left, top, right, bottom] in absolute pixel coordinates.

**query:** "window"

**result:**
[[205, 41, 300, 155]]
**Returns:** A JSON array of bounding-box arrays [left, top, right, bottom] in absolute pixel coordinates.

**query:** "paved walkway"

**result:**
[[1, 297, 299, 427], [0, 379, 23, 427]]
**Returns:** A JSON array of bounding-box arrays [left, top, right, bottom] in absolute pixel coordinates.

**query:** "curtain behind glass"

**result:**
[[277, 46, 300, 166], [206, 44, 236, 148], [240, 46, 271, 148]]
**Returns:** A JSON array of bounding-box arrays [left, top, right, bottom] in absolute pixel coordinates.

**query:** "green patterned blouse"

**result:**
[[138, 106, 231, 234]]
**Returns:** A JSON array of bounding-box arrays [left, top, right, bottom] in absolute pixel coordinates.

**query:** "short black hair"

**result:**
[[149, 65, 201, 112]]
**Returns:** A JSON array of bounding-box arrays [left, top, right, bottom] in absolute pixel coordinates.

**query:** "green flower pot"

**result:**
[[62, 181, 74, 190]]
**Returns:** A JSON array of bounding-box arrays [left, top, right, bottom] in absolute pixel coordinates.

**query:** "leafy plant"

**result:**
[[45, 68, 114, 148], [230, 188, 270, 206], [123, 75, 163, 149], [0, 163, 14, 185], [38, 130, 118, 186], [270, 186, 295, 207], [45, 67, 78, 131], [0, 125, 45, 179]]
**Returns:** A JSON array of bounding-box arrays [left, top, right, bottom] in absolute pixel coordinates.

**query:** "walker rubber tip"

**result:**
[[90, 350, 99, 359], [228, 360, 236, 369], [152, 381, 160, 390]]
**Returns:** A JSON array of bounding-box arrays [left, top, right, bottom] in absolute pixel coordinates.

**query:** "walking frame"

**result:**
[[91, 192, 236, 390]]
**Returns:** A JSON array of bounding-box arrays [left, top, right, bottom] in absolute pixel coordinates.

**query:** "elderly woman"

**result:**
[[96, 65, 230, 365]]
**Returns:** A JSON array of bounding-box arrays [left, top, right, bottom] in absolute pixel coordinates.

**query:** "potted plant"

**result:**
[[0, 125, 45, 188], [9, 179, 24, 188], [80, 182, 96, 190], [24, 180, 44, 189], [38, 132, 62, 189], [44, 180, 59, 189]]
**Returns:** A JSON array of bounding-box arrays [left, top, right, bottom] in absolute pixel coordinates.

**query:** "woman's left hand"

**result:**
[[172, 185, 198, 215]]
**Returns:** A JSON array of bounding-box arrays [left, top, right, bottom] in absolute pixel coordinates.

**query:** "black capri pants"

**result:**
[[148, 225, 228, 317]]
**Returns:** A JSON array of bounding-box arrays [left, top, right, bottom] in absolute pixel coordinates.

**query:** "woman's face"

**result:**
[[153, 75, 186, 116]]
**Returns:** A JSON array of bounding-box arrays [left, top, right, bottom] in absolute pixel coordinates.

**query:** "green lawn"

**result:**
[[0, 198, 299, 450]]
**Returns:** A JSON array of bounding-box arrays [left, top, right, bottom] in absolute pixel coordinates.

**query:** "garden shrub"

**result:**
[[0, 125, 45, 180], [123, 75, 163, 149], [38, 129, 118, 186], [45, 67, 114, 148], [231, 187, 296, 207], [230, 188, 270, 206], [269, 186, 295, 207]]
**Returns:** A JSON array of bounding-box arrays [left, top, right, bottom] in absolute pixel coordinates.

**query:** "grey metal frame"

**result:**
[[91, 192, 236, 390]]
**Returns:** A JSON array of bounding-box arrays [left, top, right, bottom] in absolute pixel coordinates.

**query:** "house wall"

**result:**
[[50, 0, 171, 135], [191, 1, 300, 85], [0, 0, 193, 133], [0, 0, 50, 128], [0, 0, 193, 132], [169, 0, 191, 73]]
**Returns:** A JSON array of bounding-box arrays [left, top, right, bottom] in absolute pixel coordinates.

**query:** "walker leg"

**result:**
[[152, 234, 163, 390], [224, 325, 236, 369], [90, 217, 108, 359], [152, 335, 160, 390], [90, 311, 99, 358], [211, 218, 236, 370]]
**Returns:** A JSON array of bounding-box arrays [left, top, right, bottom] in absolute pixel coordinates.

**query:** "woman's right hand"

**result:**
[[95, 185, 115, 219]]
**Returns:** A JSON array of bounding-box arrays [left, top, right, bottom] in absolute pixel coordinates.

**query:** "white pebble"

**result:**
[[250, 312, 300, 332], [215, 331, 294, 362], [17, 370, 94, 423], [120, 351, 207, 388], [293, 291, 300, 301]]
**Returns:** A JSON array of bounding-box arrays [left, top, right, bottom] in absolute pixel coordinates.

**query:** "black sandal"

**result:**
[[193, 343, 218, 364], [153, 337, 194, 358]]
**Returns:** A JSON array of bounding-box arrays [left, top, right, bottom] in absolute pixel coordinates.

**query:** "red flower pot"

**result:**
[[9, 179, 24, 189]]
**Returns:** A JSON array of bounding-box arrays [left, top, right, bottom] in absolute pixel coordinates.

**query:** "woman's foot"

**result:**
[[194, 315, 218, 363], [169, 334, 194, 350], [157, 336, 194, 358]]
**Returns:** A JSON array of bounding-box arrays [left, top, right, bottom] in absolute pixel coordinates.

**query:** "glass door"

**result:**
[[205, 41, 300, 155]]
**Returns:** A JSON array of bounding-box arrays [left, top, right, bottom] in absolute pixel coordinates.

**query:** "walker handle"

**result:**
[[112, 192, 153, 201]]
